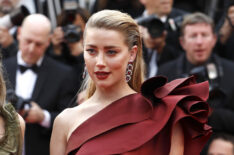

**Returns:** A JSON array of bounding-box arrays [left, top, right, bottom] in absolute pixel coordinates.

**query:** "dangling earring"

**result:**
[[82, 66, 87, 79], [126, 62, 133, 82]]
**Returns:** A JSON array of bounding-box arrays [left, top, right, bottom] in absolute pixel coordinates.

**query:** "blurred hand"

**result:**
[[219, 6, 234, 43], [68, 39, 84, 57], [141, 26, 166, 51], [51, 27, 64, 55], [0, 27, 14, 48], [20, 102, 45, 124], [51, 27, 64, 46], [227, 6, 234, 27]]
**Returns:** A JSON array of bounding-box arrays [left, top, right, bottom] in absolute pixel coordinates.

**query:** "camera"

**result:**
[[6, 89, 31, 112], [184, 63, 225, 101], [63, 24, 82, 43], [62, 0, 82, 43], [167, 15, 184, 31], [0, 5, 30, 29], [137, 15, 165, 38]]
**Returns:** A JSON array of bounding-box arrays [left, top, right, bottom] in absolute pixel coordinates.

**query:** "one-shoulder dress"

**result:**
[[66, 76, 212, 155]]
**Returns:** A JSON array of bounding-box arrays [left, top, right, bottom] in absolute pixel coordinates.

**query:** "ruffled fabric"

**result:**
[[0, 103, 23, 155], [141, 76, 212, 155], [66, 76, 212, 155]]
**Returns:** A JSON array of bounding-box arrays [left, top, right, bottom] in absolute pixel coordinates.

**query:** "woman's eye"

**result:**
[[86, 49, 96, 55], [107, 50, 117, 55]]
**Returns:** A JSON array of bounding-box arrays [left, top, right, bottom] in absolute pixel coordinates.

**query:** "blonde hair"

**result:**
[[0, 61, 6, 105], [82, 10, 145, 98]]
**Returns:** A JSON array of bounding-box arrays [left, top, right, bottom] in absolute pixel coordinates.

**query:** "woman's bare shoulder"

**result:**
[[55, 106, 83, 127], [0, 115, 5, 139], [55, 99, 97, 132], [17, 114, 25, 138]]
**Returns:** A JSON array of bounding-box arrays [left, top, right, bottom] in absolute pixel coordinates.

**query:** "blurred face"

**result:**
[[84, 28, 136, 89], [17, 26, 50, 65], [140, 0, 173, 16], [0, 0, 19, 14], [180, 23, 217, 65], [142, 26, 166, 50], [156, 0, 173, 16], [208, 139, 234, 155]]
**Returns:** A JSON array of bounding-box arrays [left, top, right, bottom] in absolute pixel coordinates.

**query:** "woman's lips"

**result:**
[[95, 71, 110, 80]]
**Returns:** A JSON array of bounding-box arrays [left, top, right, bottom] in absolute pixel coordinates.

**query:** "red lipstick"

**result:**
[[95, 71, 110, 80]]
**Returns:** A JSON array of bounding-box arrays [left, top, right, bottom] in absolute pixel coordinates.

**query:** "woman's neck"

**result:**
[[90, 82, 136, 105]]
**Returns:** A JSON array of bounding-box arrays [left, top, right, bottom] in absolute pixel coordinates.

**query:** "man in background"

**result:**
[[139, 0, 187, 51], [3, 14, 77, 155], [158, 12, 234, 141], [207, 133, 234, 155]]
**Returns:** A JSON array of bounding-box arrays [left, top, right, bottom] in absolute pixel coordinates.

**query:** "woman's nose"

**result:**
[[96, 52, 105, 67]]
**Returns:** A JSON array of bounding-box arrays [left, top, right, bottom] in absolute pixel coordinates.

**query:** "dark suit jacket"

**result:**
[[157, 53, 234, 135], [165, 8, 188, 51], [3, 56, 78, 155], [143, 45, 180, 78]]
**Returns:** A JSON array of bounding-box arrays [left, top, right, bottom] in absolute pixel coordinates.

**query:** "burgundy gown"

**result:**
[[66, 76, 212, 155]]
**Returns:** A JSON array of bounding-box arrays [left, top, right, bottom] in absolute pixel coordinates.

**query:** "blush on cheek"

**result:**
[[112, 64, 127, 73]]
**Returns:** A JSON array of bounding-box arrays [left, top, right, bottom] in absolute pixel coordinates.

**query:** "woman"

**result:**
[[50, 10, 211, 155], [0, 61, 25, 154]]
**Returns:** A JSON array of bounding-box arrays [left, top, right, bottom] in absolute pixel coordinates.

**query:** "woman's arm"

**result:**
[[169, 123, 184, 155], [50, 112, 68, 155], [17, 114, 25, 139]]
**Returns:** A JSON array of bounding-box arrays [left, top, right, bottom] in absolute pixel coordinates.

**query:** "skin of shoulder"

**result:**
[[169, 123, 184, 155], [50, 107, 79, 155], [0, 115, 5, 139], [17, 114, 25, 140]]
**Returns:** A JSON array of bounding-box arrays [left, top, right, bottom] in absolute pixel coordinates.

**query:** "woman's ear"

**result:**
[[129, 45, 138, 62]]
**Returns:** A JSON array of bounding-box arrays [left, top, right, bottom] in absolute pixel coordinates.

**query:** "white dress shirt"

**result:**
[[147, 49, 158, 79], [16, 51, 50, 128]]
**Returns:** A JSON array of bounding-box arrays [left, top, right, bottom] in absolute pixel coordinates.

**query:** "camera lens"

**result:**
[[147, 19, 165, 38], [63, 25, 82, 43], [137, 15, 165, 38]]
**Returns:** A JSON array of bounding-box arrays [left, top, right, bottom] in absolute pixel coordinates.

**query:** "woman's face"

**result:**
[[84, 28, 135, 89]]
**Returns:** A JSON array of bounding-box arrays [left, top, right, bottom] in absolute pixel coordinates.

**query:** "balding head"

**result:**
[[18, 14, 52, 65], [21, 14, 51, 35]]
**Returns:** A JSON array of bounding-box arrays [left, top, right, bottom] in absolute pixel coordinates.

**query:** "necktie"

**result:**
[[18, 64, 39, 73]]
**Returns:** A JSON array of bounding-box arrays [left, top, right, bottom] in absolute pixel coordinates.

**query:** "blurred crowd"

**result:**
[[1, 0, 234, 155]]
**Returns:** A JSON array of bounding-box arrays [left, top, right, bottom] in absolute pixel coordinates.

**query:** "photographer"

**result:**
[[0, 0, 29, 59], [158, 12, 234, 137], [215, 2, 234, 61], [138, 0, 188, 52], [49, 5, 90, 89], [137, 15, 179, 79]]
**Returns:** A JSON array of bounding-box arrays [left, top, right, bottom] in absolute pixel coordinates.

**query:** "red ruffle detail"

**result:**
[[141, 76, 212, 155], [66, 76, 212, 155]]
